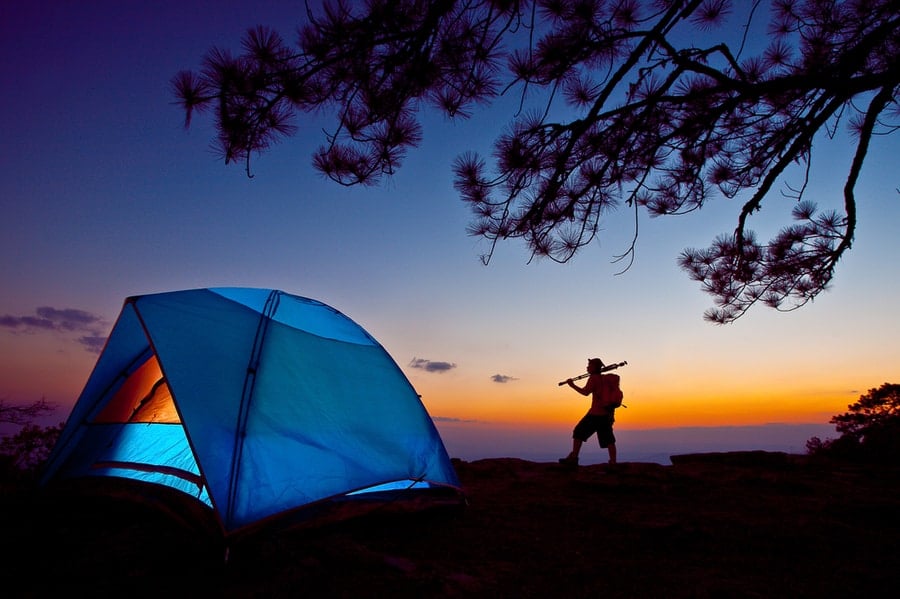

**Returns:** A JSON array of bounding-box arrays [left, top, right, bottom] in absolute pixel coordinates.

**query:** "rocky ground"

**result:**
[[4, 451, 900, 597]]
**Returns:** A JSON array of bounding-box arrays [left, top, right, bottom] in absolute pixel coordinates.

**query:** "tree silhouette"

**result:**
[[830, 383, 900, 441], [807, 383, 900, 461], [173, 0, 899, 322]]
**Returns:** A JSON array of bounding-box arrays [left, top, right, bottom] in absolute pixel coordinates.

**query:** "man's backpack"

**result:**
[[604, 373, 624, 408]]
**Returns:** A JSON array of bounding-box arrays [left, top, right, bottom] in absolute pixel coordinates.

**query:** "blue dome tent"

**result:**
[[41, 288, 463, 536]]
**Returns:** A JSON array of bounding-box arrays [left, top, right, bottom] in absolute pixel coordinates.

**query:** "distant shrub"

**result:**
[[806, 434, 865, 462], [0, 422, 64, 481], [1, 398, 63, 481]]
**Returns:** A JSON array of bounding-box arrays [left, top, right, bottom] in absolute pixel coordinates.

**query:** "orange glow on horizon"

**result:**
[[0, 334, 875, 435], [416, 378, 858, 430]]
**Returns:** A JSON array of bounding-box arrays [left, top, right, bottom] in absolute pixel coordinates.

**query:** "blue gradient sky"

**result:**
[[2, 1, 898, 462]]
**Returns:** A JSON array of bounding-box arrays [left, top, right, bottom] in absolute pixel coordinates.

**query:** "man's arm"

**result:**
[[567, 376, 596, 396]]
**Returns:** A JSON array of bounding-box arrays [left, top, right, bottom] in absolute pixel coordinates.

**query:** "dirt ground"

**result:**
[[4, 451, 900, 598]]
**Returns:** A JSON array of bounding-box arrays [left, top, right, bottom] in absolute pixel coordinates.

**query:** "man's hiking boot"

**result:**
[[558, 455, 579, 466]]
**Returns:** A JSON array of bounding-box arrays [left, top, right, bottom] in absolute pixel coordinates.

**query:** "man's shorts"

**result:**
[[573, 413, 616, 448]]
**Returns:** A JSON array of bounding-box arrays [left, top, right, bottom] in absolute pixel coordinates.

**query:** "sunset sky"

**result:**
[[3, 1, 898, 462]]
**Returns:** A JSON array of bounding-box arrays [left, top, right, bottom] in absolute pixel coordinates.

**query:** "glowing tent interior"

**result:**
[[41, 288, 463, 536]]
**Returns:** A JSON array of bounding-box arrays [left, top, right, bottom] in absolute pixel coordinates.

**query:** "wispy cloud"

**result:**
[[491, 374, 518, 383], [0, 306, 108, 353], [77, 335, 108, 354], [431, 415, 480, 423], [409, 357, 457, 373]]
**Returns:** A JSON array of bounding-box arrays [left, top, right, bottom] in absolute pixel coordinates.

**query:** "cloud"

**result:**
[[1, 306, 108, 353], [0, 314, 56, 330], [431, 416, 480, 423], [409, 357, 457, 373], [491, 374, 518, 383], [78, 335, 108, 354], [36, 306, 104, 331]]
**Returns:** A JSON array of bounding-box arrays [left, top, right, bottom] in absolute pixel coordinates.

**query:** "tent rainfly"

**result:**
[[41, 288, 463, 536]]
